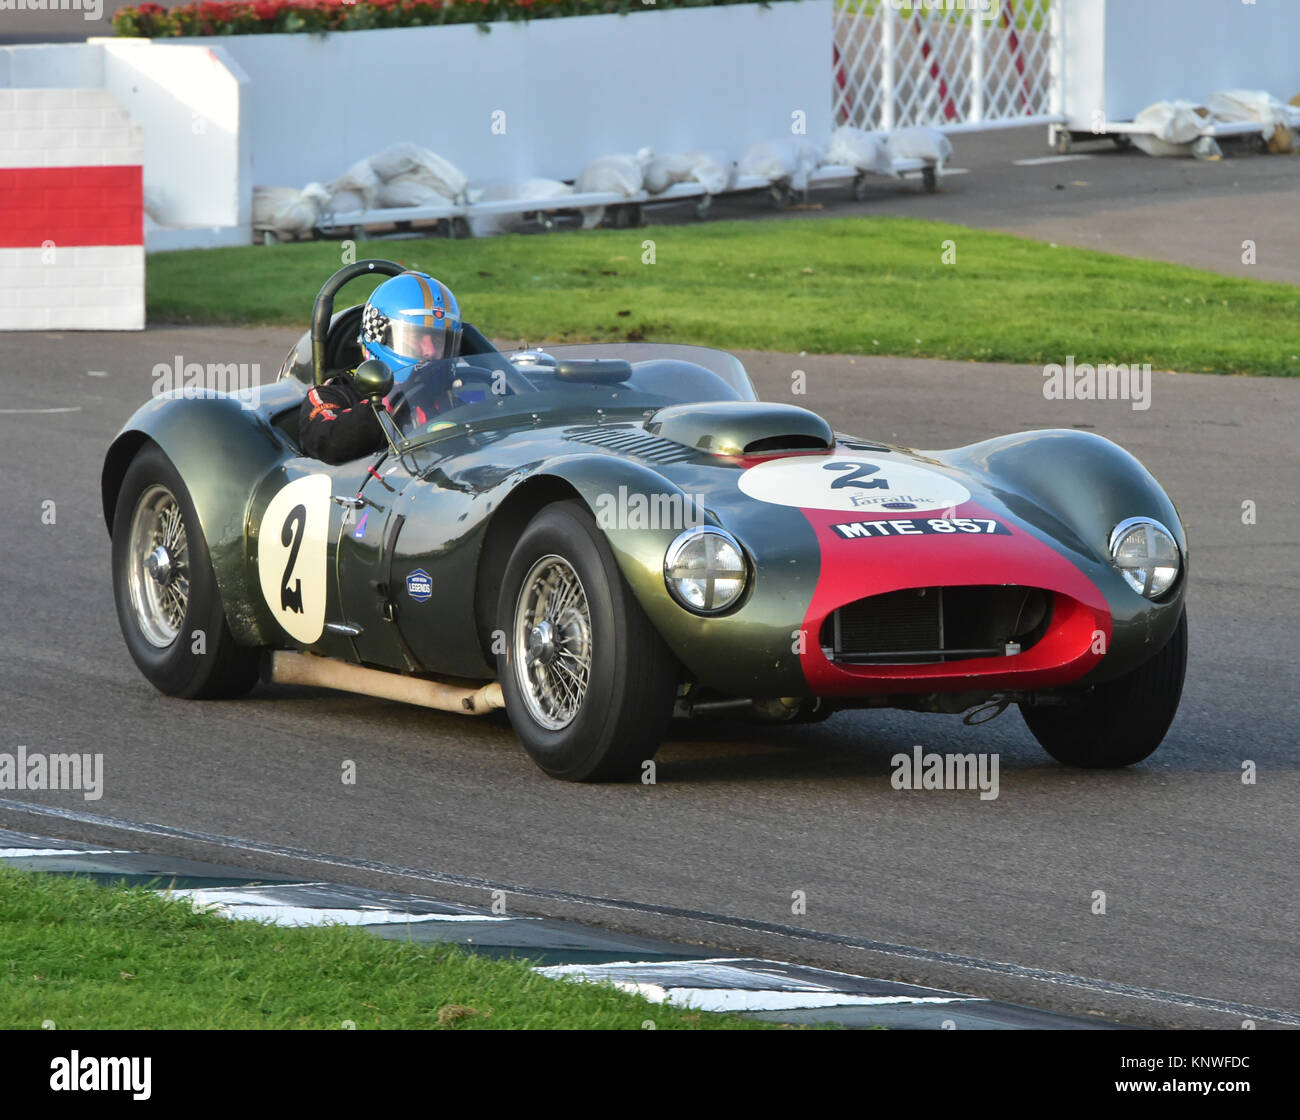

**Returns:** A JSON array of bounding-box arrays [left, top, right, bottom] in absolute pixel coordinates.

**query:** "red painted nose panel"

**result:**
[[797, 503, 1112, 695]]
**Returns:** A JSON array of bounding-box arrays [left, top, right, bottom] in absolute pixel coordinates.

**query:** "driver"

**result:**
[[299, 271, 463, 464]]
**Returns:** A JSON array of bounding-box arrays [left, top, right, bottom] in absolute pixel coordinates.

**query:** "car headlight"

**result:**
[[664, 527, 748, 614], [1109, 517, 1180, 598]]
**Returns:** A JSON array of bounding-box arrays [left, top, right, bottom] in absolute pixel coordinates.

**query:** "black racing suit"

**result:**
[[298, 375, 385, 465]]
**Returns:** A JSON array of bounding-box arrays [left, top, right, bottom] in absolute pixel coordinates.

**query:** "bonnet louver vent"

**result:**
[[564, 425, 698, 464]]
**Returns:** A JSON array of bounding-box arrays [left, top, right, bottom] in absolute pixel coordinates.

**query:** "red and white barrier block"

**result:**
[[0, 89, 145, 331]]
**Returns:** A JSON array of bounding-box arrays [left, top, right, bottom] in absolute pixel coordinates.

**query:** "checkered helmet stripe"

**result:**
[[361, 302, 390, 346]]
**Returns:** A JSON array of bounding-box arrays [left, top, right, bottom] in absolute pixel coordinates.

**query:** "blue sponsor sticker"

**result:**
[[352, 509, 369, 539], [406, 568, 433, 602]]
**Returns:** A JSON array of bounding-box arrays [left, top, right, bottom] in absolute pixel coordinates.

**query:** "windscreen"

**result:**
[[386, 343, 758, 445]]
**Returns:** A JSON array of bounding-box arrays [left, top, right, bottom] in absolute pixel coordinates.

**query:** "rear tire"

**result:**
[[111, 442, 261, 699], [1020, 610, 1187, 768], [497, 501, 678, 781]]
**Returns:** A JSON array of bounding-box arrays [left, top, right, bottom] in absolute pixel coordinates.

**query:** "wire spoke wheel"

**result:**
[[126, 484, 189, 648], [513, 554, 592, 731]]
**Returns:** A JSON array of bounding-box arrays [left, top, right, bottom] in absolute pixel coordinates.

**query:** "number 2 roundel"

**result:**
[[257, 473, 331, 644], [737, 455, 971, 514]]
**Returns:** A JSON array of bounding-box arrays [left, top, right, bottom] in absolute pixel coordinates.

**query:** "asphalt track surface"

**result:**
[[1, 321, 1297, 1029]]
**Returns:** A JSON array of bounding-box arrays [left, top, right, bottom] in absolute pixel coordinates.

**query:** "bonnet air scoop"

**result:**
[[645, 401, 834, 457]]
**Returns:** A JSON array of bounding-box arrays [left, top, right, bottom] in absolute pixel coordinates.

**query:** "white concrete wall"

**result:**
[[175, 2, 832, 189], [0, 43, 104, 89], [1064, 0, 1300, 128], [98, 40, 251, 229], [0, 89, 144, 331]]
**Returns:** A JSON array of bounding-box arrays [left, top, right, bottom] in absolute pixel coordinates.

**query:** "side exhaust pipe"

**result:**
[[267, 652, 505, 716]]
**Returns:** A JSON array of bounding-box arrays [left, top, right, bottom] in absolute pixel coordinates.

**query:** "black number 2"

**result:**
[[824, 461, 889, 490], [280, 504, 306, 613]]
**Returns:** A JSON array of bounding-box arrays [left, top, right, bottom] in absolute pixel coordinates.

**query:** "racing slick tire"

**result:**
[[111, 442, 261, 700], [1019, 609, 1188, 768], [497, 500, 678, 782]]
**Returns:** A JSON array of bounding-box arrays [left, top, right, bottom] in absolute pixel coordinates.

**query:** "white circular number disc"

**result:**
[[738, 455, 971, 514], [257, 473, 332, 644]]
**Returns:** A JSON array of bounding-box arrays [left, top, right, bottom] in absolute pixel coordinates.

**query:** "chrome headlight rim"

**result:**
[[1108, 516, 1181, 599], [663, 526, 749, 615]]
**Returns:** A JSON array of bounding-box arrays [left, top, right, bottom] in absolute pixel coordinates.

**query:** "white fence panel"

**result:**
[[833, 0, 1061, 130]]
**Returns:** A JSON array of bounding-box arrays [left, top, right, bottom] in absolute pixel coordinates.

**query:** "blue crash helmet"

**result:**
[[359, 271, 463, 384]]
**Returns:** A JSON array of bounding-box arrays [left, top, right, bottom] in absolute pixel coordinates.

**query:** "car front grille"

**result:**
[[823, 586, 1052, 665]]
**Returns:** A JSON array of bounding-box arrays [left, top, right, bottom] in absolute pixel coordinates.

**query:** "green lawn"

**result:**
[[149, 217, 1299, 375], [0, 867, 774, 1029]]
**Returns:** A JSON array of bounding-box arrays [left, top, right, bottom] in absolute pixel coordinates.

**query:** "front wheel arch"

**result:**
[[111, 441, 262, 699], [474, 476, 587, 665], [101, 430, 152, 534]]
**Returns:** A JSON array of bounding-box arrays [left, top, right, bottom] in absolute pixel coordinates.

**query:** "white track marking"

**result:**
[[539, 959, 980, 1013], [165, 887, 529, 927], [1013, 154, 1094, 166]]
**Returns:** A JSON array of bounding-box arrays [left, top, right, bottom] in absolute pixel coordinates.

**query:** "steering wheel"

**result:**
[[311, 259, 407, 386]]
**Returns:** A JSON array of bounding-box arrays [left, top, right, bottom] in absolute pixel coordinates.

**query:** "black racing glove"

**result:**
[[299, 375, 385, 464]]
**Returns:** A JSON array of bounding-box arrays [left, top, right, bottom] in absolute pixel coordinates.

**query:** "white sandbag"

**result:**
[[738, 138, 820, 191], [575, 149, 652, 197], [1132, 100, 1205, 145], [251, 183, 329, 236], [370, 141, 425, 180], [1208, 89, 1292, 141], [643, 153, 697, 195], [326, 158, 381, 211], [1207, 89, 1289, 138], [324, 188, 366, 216], [683, 150, 732, 194], [1191, 136, 1223, 161], [824, 125, 894, 175], [576, 150, 652, 227], [467, 179, 574, 237], [376, 171, 453, 209], [1130, 135, 1188, 157], [883, 125, 952, 168], [368, 142, 469, 204]]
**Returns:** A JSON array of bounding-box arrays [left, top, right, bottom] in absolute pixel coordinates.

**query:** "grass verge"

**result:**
[[148, 217, 1299, 375], [0, 866, 773, 1029]]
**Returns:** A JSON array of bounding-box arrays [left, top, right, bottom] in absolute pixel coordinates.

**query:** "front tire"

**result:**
[[1020, 610, 1188, 768], [496, 501, 678, 781], [111, 442, 260, 699]]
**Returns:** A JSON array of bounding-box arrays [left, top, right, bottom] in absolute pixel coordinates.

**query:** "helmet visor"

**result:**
[[386, 318, 461, 362]]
